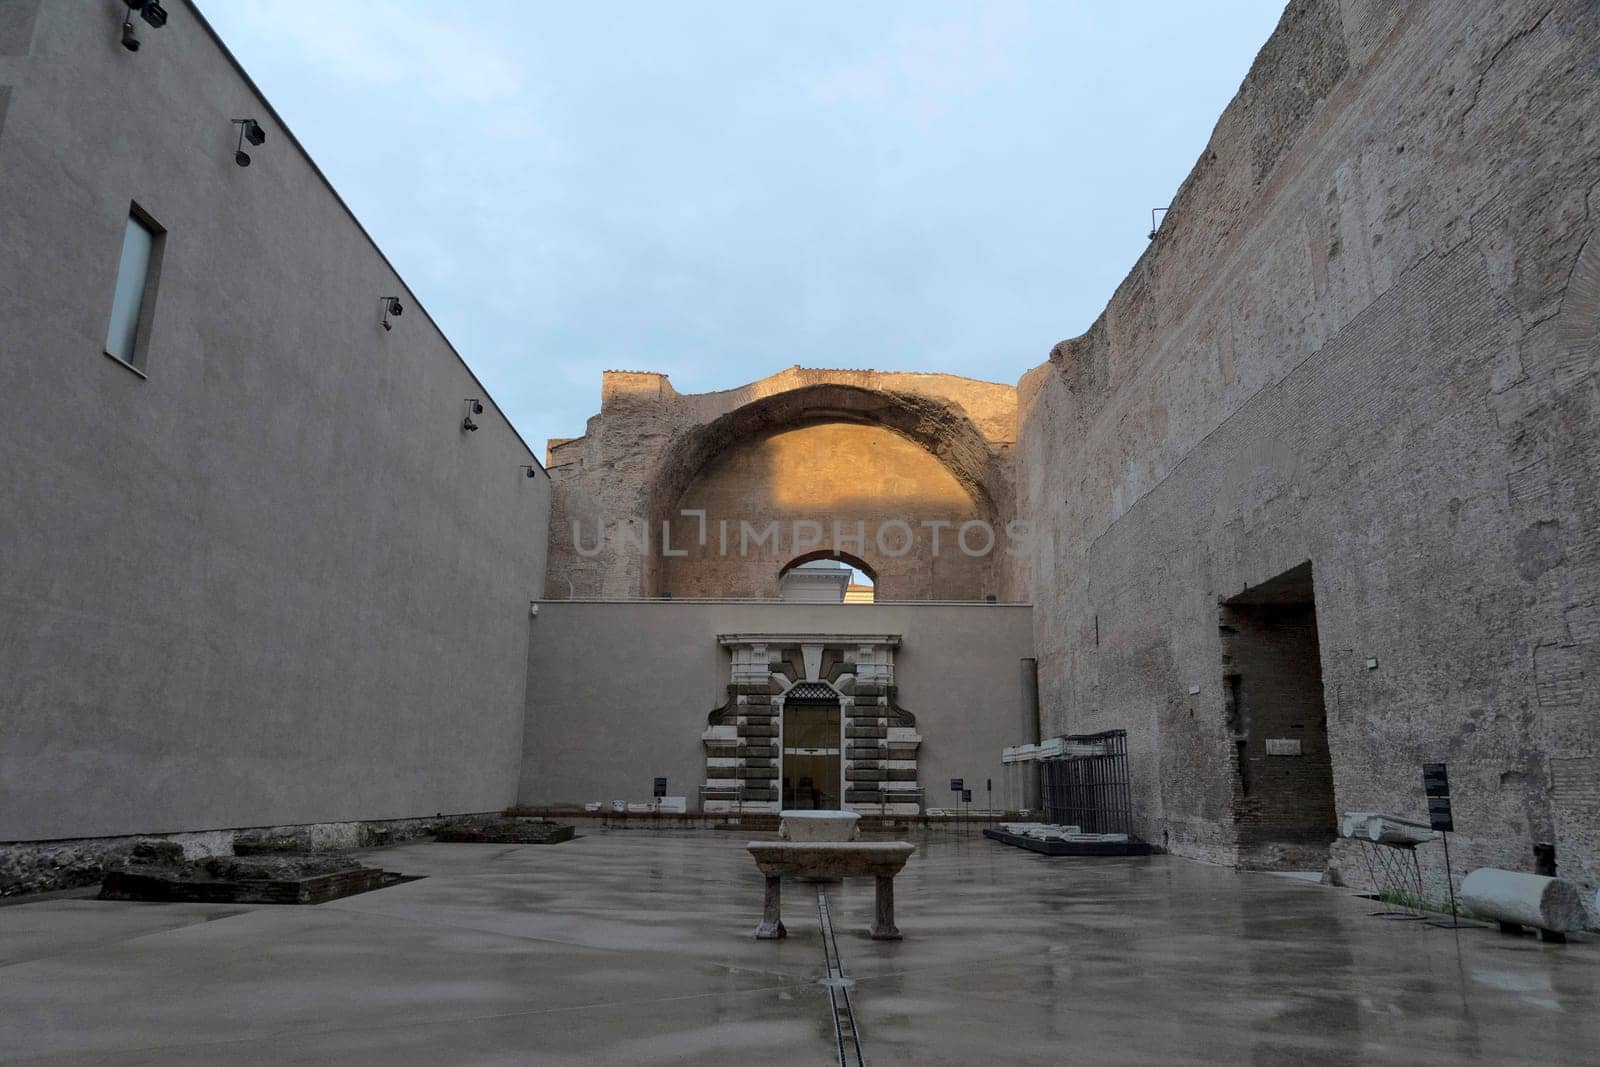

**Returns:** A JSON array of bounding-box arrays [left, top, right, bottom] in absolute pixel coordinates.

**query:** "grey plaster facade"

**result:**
[[0, 1, 548, 844], [518, 602, 1034, 813]]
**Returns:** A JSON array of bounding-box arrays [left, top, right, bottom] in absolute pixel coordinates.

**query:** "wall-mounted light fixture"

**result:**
[[1148, 206, 1169, 240], [462, 399, 484, 433], [519, 465, 538, 479], [121, 0, 168, 52], [231, 119, 265, 167], [378, 296, 403, 331]]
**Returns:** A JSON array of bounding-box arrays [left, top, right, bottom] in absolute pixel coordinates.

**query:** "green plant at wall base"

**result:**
[[1378, 887, 1478, 919]]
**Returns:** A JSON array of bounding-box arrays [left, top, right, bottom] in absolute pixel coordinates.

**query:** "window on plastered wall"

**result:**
[[103, 205, 165, 373]]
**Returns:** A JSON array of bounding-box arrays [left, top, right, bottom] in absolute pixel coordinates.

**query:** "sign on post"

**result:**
[[962, 789, 972, 803], [1422, 762, 1463, 924], [653, 777, 667, 799], [1422, 763, 1452, 831], [950, 778, 964, 793]]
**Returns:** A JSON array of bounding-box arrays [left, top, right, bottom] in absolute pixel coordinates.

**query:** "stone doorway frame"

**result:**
[[777, 681, 845, 810], [702, 634, 922, 815]]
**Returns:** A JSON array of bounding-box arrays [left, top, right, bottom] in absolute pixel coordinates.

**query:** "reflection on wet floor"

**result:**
[[0, 827, 1596, 1065]]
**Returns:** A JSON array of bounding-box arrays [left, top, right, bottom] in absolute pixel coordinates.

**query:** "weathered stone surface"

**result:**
[[2, 817, 454, 898], [115, 839, 185, 866], [1011, 0, 1600, 887], [233, 827, 357, 855], [1460, 868, 1588, 933], [777, 810, 860, 842], [746, 841, 917, 940], [434, 818, 575, 845], [99, 852, 383, 905]]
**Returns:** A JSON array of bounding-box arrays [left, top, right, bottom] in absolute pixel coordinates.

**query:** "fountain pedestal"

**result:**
[[746, 841, 916, 940]]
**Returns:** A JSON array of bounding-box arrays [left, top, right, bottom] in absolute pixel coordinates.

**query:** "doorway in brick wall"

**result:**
[[1219, 562, 1338, 869]]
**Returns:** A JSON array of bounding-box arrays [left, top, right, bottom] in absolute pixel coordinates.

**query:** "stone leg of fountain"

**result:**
[[755, 873, 787, 939], [872, 875, 901, 940]]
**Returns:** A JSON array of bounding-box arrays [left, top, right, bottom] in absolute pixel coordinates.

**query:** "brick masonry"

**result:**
[[1012, 0, 1600, 887], [544, 367, 1022, 600]]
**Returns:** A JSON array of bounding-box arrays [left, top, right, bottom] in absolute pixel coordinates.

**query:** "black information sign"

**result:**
[[962, 789, 972, 803], [653, 777, 667, 798], [950, 778, 964, 792], [1422, 763, 1453, 832]]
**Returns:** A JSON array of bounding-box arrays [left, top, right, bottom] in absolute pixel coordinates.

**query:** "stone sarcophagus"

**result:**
[[701, 634, 922, 815]]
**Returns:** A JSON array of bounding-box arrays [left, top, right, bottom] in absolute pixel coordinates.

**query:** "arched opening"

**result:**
[[778, 552, 877, 603], [640, 383, 1012, 599]]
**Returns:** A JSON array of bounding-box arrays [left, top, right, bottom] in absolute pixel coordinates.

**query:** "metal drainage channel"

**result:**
[[815, 887, 866, 1067]]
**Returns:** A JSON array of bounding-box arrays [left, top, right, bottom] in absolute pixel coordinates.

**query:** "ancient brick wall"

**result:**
[[662, 421, 992, 600], [547, 367, 1020, 601], [1222, 599, 1339, 866], [1014, 0, 1600, 885]]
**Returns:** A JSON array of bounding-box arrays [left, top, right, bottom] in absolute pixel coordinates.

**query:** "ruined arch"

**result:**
[[645, 384, 1008, 535], [644, 385, 1011, 599], [543, 369, 1017, 600]]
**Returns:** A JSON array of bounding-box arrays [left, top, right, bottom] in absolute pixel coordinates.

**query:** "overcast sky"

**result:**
[[201, 1, 1287, 448]]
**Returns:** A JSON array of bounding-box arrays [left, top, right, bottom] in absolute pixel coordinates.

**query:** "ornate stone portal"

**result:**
[[702, 635, 923, 815]]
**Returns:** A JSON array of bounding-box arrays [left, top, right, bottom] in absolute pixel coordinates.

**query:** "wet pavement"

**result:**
[[1, 827, 1596, 1064]]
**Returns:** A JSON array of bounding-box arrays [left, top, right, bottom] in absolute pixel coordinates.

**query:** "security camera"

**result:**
[[386, 298, 403, 318], [121, 19, 140, 50], [470, 400, 483, 415]]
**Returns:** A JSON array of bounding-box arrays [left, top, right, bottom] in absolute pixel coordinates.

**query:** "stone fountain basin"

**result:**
[[748, 841, 914, 880], [779, 809, 860, 842], [746, 841, 917, 940]]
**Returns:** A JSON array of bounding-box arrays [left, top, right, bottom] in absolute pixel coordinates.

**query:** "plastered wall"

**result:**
[[518, 601, 1034, 812], [0, 1, 548, 841]]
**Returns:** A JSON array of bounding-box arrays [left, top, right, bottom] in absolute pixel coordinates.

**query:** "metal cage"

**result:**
[[1039, 729, 1132, 835]]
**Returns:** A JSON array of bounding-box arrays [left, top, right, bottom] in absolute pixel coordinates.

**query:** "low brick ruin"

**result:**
[[98, 841, 387, 905]]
